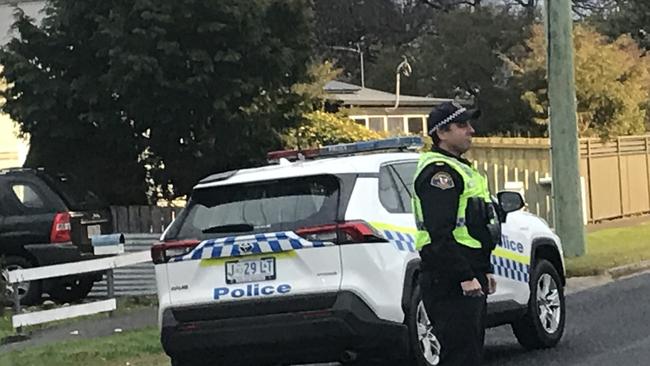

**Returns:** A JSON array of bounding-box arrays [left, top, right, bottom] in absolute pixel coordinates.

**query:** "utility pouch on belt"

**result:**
[[485, 203, 501, 250], [466, 197, 501, 251]]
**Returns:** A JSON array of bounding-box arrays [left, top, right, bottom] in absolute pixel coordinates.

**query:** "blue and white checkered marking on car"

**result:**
[[381, 230, 416, 253], [171, 231, 333, 262], [491, 255, 530, 283]]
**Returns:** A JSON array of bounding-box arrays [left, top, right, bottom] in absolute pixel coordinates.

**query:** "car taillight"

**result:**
[[294, 221, 386, 244], [151, 239, 201, 264], [50, 212, 72, 243]]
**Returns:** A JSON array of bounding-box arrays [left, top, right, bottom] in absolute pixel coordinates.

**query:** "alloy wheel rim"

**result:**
[[416, 300, 441, 365], [3, 265, 30, 299], [536, 273, 561, 333]]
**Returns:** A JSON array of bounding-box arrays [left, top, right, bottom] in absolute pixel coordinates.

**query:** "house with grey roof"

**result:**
[[324, 80, 453, 136]]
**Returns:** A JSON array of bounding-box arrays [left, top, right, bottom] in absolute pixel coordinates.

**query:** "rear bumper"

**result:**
[[23, 244, 102, 284], [161, 291, 409, 364], [24, 243, 85, 265]]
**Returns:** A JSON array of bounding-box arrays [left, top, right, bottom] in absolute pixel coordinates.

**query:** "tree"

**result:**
[[281, 111, 384, 149], [591, 0, 650, 51], [518, 24, 650, 138], [313, 0, 437, 85], [369, 7, 541, 136], [0, 0, 315, 203]]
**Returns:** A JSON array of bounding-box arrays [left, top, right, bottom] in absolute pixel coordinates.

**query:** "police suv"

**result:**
[[152, 137, 566, 366]]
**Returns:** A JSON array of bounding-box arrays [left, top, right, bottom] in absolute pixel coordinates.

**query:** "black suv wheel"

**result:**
[[2, 256, 42, 306]]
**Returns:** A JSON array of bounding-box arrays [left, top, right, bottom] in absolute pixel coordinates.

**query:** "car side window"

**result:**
[[390, 162, 417, 212], [378, 165, 406, 213], [10, 183, 46, 212]]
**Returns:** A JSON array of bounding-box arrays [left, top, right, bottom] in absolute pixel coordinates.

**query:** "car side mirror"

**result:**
[[497, 191, 525, 214]]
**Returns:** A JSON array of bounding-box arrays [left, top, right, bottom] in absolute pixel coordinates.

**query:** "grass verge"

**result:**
[[0, 296, 157, 344], [0, 327, 167, 366], [566, 220, 650, 277]]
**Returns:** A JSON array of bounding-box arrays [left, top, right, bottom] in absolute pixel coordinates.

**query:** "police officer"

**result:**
[[412, 101, 501, 366]]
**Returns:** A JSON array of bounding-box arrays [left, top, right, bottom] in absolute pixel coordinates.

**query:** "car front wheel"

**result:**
[[407, 283, 441, 366], [512, 259, 565, 349]]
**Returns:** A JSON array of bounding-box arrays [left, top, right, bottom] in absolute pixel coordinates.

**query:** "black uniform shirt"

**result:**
[[415, 147, 493, 283]]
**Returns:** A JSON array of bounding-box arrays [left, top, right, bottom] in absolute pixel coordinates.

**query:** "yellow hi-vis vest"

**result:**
[[412, 152, 492, 250]]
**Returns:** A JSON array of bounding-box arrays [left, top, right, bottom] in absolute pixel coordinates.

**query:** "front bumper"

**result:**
[[161, 291, 409, 365]]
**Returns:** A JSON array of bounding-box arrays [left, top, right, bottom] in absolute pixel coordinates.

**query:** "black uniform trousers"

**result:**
[[419, 270, 488, 366]]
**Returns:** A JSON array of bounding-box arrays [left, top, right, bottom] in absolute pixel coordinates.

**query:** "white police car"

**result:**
[[152, 137, 566, 366]]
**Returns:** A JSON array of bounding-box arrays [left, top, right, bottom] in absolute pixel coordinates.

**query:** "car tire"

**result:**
[[512, 259, 565, 349], [49, 276, 95, 304], [170, 357, 190, 366], [406, 283, 441, 366], [2, 256, 42, 306]]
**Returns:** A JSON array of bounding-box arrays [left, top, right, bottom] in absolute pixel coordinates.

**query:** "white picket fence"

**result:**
[[5, 244, 153, 330]]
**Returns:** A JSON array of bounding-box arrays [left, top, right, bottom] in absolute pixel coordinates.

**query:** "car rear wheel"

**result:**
[[407, 283, 441, 366], [2, 256, 42, 306], [49, 276, 95, 304], [512, 259, 565, 349]]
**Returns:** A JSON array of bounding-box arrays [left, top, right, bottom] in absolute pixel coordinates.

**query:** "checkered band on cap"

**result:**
[[428, 107, 467, 135]]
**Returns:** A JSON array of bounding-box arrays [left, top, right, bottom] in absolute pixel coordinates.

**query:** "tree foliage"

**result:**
[[367, 7, 541, 136], [591, 0, 650, 51], [0, 0, 315, 203], [518, 24, 650, 138], [281, 111, 384, 149]]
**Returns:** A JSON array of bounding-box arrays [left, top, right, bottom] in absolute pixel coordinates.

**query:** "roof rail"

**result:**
[[266, 136, 423, 163]]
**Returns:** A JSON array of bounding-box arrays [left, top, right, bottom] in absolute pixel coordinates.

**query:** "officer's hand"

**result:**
[[461, 278, 484, 297], [487, 274, 497, 295]]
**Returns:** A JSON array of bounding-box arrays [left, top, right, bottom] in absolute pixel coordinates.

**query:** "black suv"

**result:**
[[0, 168, 113, 305]]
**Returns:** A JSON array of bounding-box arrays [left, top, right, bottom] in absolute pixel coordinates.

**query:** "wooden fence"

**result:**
[[469, 135, 650, 224], [472, 162, 554, 225], [110, 206, 184, 233]]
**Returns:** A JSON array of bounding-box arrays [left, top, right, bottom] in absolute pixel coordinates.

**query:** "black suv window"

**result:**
[[39, 173, 106, 210], [4, 180, 54, 215], [378, 161, 417, 214], [11, 183, 45, 209], [166, 175, 340, 240]]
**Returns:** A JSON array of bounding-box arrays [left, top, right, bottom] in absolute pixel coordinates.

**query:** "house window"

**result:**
[[408, 117, 424, 134], [387, 117, 404, 134], [353, 118, 367, 128], [369, 117, 384, 131]]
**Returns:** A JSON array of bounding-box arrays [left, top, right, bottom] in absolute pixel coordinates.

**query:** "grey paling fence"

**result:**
[[89, 233, 160, 298], [110, 205, 184, 233]]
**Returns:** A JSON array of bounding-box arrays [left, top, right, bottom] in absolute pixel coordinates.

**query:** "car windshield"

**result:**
[[165, 174, 341, 240]]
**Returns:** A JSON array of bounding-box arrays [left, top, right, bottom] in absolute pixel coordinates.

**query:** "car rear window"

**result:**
[[40, 173, 107, 211], [165, 175, 341, 241]]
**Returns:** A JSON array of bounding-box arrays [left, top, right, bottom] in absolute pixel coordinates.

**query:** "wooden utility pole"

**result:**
[[545, 0, 586, 257]]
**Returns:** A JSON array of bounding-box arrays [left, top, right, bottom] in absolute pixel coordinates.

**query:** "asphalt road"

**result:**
[[484, 272, 650, 366]]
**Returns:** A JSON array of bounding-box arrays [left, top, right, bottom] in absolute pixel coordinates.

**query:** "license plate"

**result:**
[[87, 224, 101, 238], [225, 257, 276, 284]]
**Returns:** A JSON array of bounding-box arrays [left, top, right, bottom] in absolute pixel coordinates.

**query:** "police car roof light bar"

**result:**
[[266, 136, 423, 163]]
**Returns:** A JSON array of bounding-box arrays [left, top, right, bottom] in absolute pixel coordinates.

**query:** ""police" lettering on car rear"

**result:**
[[213, 283, 292, 300]]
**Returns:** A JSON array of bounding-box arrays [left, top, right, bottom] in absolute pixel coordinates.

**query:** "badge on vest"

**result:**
[[430, 172, 455, 190]]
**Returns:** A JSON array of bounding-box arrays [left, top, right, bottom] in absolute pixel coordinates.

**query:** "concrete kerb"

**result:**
[[606, 260, 650, 279], [565, 260, 650, 294]]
